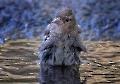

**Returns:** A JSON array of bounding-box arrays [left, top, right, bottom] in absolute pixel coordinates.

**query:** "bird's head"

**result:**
[[52, 7, 76, 31]]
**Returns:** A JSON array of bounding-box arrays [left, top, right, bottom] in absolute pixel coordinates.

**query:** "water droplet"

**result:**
[[30, 73, 33, 74], [48, 24, 50, 27], [44, 36, 47, 39], [33, 53, 36, 55], [109, 61, 114, 64], [78, 25, 81, 27], [47, 38, 49, 40], [68, 34, 70, 37], [98, 64, 101, 67], [0, 68, 3, 70]]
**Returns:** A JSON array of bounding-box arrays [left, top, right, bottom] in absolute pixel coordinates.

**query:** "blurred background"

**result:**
[[0, 0, 120, 43], [0, 1, 120, 83]]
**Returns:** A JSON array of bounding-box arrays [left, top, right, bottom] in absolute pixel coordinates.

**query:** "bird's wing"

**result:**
[[73, 26, 87, 52], [39, 28, 56, 62], [74, 34, 87, 52], [40, 29, 55, 51]]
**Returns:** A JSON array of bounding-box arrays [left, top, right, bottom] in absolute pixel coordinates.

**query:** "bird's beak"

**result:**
[[52, 18, 62, 24]]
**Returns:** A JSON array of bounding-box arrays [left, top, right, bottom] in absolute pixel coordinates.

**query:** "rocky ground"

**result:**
[[0, 0, 120, 43]]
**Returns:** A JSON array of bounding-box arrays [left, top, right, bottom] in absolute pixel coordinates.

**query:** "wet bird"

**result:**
[[39, 7, 87, 66]]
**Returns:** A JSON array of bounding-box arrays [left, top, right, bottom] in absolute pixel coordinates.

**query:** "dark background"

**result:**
[[0, 0, 120, 43]]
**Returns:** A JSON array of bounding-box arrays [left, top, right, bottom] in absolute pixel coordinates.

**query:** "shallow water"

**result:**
[[0, 39, 120, 84]]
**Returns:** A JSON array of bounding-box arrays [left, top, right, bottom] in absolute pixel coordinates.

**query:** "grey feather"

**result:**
[[39, 7, 87, 66]]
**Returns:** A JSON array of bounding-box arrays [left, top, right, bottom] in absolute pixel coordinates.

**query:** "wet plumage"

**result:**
[[39, 7, 87, 66]]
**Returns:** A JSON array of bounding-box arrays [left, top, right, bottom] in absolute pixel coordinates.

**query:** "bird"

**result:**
[[39, 7, 87, 66]]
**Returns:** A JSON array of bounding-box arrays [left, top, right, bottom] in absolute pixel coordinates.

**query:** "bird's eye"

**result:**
[[65, 19, 69, 22]]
